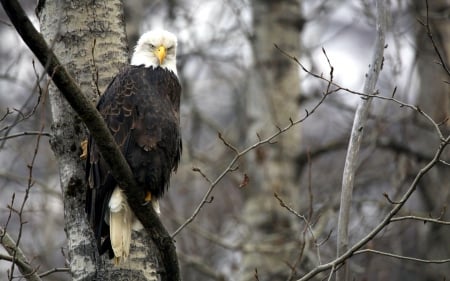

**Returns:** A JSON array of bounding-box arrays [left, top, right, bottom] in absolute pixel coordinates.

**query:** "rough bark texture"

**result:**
[[412, 1, 450, 277], [242, 0, 303, 280], [38, 1, 159, 280]]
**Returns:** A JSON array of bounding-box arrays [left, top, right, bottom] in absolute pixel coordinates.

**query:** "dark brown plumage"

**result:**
[[85, 65, 181, 258]]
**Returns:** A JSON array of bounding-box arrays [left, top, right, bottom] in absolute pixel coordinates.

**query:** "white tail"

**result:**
[[107, 187, 161, 264], [109, 187, 132, 264]]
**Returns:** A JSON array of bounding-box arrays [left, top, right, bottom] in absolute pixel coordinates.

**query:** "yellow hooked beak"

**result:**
[[155, 46, 166, 65]]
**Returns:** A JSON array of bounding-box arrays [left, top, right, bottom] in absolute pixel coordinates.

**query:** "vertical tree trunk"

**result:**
[[241, 0, 303, 280], [37, 1, 159, 280], [411, 1, 450, 278], [414, 0, 450, 125]]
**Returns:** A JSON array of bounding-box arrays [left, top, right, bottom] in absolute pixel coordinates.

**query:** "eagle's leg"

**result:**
[[144, 191, 152, 203], [143, 191, 161, 215], [80, 139, 88, 160]]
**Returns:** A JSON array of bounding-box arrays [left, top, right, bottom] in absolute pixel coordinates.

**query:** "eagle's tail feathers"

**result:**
[[109, 187, 132, 264], [152, 199, 161, 215]]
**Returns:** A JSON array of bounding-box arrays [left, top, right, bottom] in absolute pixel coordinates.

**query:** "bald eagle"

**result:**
[[85, 30, 181, 264]]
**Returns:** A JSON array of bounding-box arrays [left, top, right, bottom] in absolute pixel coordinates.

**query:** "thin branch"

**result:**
[[327, 264, 335, 281], [0, 18, 12, 26], [390, 215, 450, 225], [38, 267, 70, 278], [277, 42, 445, 142], [0, 228, 42, 281], [354, 249, 450, 264], [218, 132, 239, 154], [275, 192, 317, 281], [336, 1, 387, 279], [417, 0, 450, 77], [0, 61, 46, 149], [192, 167, 212, 184], [297, 135, 450, 281], [274, 193, 317, 246], [6, 128, 43, 281], [0, 1, 180, 279], [172, 85, 332, 238], [0, 131, 51, 141]]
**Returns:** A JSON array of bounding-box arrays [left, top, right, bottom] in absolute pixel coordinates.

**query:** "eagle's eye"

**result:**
[[149, 44, 155, 48]]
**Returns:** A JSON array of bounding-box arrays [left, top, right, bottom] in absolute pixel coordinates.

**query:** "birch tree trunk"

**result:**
[[37, 1, 159, 280], [241, 0, 303, 280]]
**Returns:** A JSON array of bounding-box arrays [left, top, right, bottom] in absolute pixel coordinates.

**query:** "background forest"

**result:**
[[1, 0, 449, 280]]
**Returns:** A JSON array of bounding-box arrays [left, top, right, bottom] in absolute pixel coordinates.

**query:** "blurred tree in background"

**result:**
[[1, 0, 449, 281]]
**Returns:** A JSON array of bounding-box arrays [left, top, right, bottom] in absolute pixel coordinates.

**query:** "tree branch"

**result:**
[[172, 81, 331, 238], [0, 131, 52, 141], [0, 1, 180, 280], [336, 0, 387, 280], [353, 249, 450, 264], [0, 228, 41, 281], [297, 135, 450, 281], [38, 267, 70, 278], [418, 0, 450, 77], [390, 215, 450, 225]]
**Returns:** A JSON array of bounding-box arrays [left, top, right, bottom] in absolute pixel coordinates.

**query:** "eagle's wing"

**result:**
[[85, 66, 181, 256]]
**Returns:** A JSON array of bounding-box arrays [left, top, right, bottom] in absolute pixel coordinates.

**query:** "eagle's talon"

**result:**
[[144, 191, 152, 202], [80, 139, 88, 160]]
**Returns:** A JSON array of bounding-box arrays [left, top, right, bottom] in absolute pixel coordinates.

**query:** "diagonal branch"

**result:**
[[172, 82, 331, 238], [0, 0, 180, 280], [0, 227, 41, 281], [336, 0, 387, 280], [297, 135, 450, 281]]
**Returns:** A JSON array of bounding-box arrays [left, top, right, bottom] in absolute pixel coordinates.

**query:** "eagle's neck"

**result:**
[[130, 51, 178, 76]]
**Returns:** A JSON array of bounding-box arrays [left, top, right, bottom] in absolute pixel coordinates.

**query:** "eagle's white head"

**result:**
[[131, 30, 178, 76]]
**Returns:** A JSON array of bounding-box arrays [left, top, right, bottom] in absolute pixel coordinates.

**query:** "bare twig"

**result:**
[[37, 267, 71, 278], [0, 131, 51, 141], [192, 167, 212, 184], [0, 60, 46, 149], [5, 128, 43, 281], [218, 132, 239, 154], [0, 227, 42, 281], [172, 86, 332, 238], [390, 215, 450, 225], [277, 42, 445, 142], [297, 135, 450, 281], [336, 1, 387, 280], [417, 0, 450, 77], [274, 193, 317, 244], [0, 18, 12, 26], [254, 268, 260, 281], [275, 192, 316, 281], [354, 249, 450, 264]]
